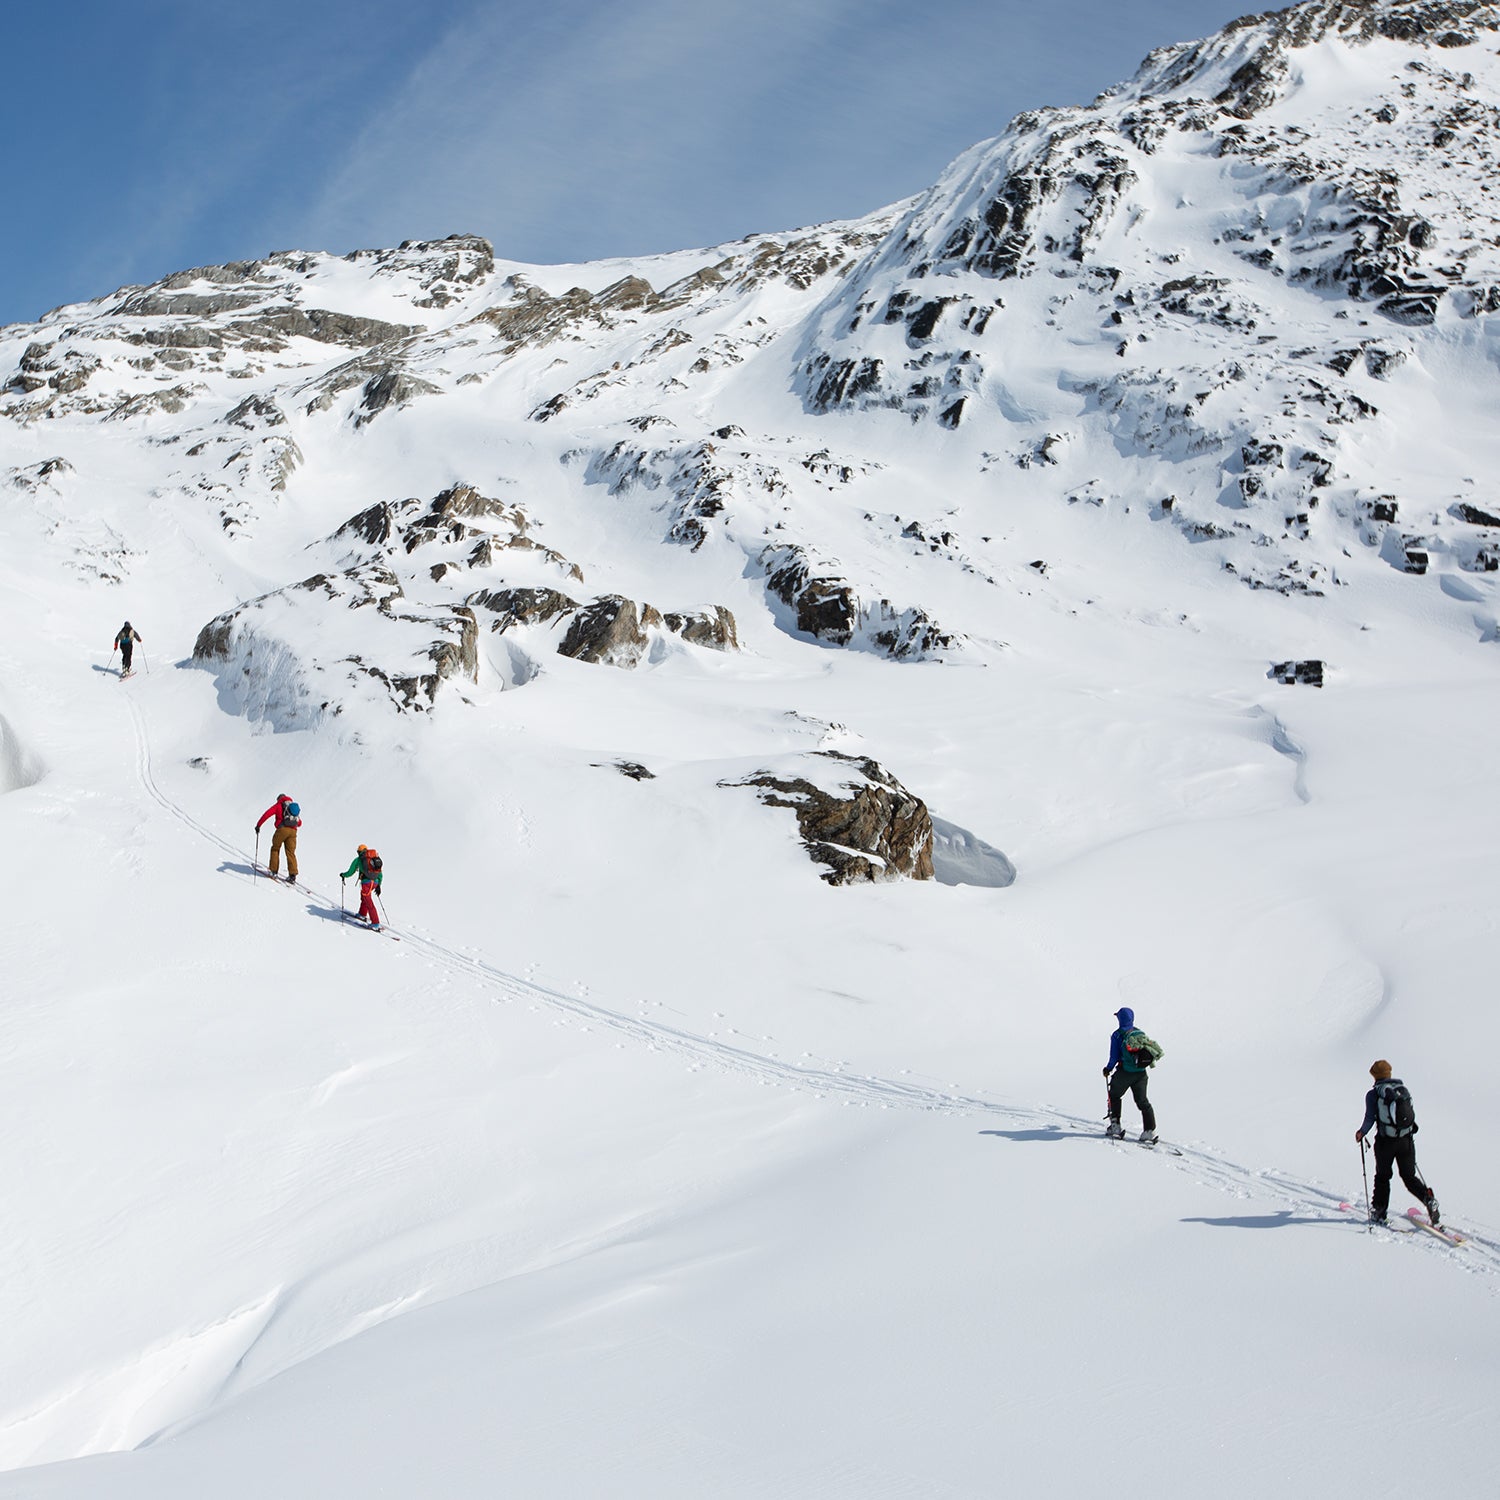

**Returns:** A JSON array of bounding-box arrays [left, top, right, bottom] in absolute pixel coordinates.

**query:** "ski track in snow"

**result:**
[[124, 692, 1500, 1281]]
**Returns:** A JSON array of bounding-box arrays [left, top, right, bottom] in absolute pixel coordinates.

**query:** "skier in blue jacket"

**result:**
[[1104, 1006, 1158, 1144]]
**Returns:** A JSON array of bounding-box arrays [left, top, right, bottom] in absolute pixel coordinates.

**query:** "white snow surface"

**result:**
[[2, 4, 1499, 1495]]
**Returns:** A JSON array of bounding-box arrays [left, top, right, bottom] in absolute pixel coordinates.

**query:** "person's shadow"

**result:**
[[979, 1126, 1094, 1145], [1181, 1212, 1340, 1230]]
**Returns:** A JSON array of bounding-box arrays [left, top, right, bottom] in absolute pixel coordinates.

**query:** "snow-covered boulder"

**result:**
[[724, 752, 937, 885]]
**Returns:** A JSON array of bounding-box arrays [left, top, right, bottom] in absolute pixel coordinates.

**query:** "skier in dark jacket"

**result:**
[[1104, 1006, 1158, 1144], [114, 622, 142, 677], [1356, 1059, 1440, 1226]]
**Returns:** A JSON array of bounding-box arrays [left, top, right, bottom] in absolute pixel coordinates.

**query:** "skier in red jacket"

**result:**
[[255, 794, 301, 881]]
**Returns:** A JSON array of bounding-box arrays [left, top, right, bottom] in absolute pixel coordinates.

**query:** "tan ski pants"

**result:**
[[269, 826, 298, 878]]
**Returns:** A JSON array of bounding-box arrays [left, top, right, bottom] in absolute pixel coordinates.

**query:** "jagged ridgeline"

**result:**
[[5, 0, 1500, 881]]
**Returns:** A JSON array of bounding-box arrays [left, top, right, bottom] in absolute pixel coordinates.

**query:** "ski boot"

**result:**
[[1105, 1119, 1126, 1139]]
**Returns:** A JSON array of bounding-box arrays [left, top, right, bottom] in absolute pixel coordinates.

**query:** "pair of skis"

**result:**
[[1338, 1200, 1467, 1245], [343, 913, 400, 940], [1400, 1206, 1466, 1245], [1105, 1131, 1183, 1157]]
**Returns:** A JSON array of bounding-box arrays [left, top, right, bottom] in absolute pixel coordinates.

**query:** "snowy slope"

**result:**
[[2, 2, 1499, 1494]]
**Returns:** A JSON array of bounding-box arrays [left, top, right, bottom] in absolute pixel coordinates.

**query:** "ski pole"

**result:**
[[340, 877, 347, 928], [142, 650, 150, 676], [1360, 1137, 1371, 1233], [254, 826, 261, 882]]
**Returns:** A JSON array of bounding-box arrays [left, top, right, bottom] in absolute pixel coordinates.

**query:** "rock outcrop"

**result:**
[[725, 753, 936, 885]]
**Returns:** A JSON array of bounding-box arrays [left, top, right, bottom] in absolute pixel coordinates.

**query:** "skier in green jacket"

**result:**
[[340, 844, 384, 928]]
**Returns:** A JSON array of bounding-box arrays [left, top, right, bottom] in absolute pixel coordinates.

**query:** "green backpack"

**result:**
[[1124, 1029, 1164, 1068]]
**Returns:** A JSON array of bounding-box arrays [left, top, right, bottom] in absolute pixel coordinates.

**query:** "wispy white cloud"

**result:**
[[298, 0, 1256, 268], [303, 0, 876, 261]]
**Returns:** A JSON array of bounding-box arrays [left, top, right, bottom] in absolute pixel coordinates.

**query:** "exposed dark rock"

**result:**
[[607, 761, 656, 780], [725, 753, 935, 885], [764, 547, 858, 645], [1378, 290, 1442, 324], [662, 606, 739, 650], [226, 393, 286, 428], [334, 502, 399, 547], [106, 385, 198, 420], [468, 587, 580, 632], [907, 297, 956, 342], [1364, 346, 1407, 378], [1270, 659, 1325, 687], [530, 394, 569, 423], [807, 356, 885, 412], [557, 596, 649, 668], [760, 544, 958, 659], [115, 288, 268, 319], [354, 368, 442, 428], [241, 307, 417, 348], [1242, 438, 1284, 468], [389, 607, 478, 708], [1455, 502, 1500, 527]]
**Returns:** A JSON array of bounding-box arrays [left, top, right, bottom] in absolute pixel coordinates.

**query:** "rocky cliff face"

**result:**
[[7, 0, 1500, 881]]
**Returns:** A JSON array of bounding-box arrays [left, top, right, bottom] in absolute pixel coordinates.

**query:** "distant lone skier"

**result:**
[[1356, 1059, 1440, 1227], [255, 794, 301, 882], [1103, 1006, 1162, 1144], [340, 844, 383, 928], [113, 621, 141, 678]]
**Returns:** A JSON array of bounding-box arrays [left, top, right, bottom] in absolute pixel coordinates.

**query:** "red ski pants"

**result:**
[[357, 880, 380, 925]]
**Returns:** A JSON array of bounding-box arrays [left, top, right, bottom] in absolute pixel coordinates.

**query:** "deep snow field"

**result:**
[[5, 3, 1500, 1493], [1, 389, 1498, 1498]]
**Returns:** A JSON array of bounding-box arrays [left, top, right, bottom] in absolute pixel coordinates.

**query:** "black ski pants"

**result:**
[[1371, 1133, 1433, 1217], [1108, 1068, 1155, 1132]]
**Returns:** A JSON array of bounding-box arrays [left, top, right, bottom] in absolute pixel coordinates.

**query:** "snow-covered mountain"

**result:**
[[3, 3, 1499, 1495]]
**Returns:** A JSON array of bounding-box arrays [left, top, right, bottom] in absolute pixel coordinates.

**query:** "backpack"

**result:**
[[1123, 1029, 1164, 1068], [279, 802, 300, 828], [1374, 1080, 1416, 1138], [362, 850, 383, 877]]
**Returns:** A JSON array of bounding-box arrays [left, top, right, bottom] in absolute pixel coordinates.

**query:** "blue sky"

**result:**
[[0, 0, 1253, 327]]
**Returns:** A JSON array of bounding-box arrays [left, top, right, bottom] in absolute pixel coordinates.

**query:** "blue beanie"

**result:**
[[1115, 1007, 1134, 1028]]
